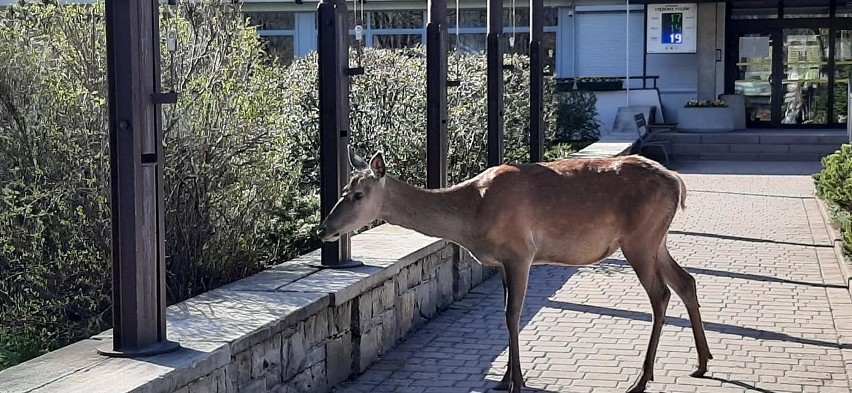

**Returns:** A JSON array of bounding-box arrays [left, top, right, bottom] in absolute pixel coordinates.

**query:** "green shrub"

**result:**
[[553, 91, 601, 143], [0, 0, 580, 370], [0, 0, 304, 368], [815, 144, 852, 211], [158, 1, 307, 301], [0, 2, 113, 368], [279, 47, 561, 187], [815, 144, 852, 261]]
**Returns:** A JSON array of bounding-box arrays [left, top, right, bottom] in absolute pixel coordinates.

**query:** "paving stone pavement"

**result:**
[[334, 161, 852, 393]]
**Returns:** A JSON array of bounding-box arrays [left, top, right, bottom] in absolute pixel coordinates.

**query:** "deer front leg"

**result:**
[[493, 262, 531, 393], [625, 261, 671, 393]]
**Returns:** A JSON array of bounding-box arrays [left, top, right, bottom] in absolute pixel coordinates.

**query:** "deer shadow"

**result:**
[[591, 258, 846, 289], [357, 264, 579, 392], [355, 250, 849, 392]]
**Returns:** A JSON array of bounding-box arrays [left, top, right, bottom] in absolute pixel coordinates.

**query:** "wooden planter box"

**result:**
[[677, 106, 737, 133], [576, 81, 624, 91]]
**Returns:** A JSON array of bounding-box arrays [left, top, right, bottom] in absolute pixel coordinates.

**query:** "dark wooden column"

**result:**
[[486, 0, 504, 167], [426, 0, 449, 188], [529, 0, 545, 163], [100, 0, 179, 357], [318, 0, 361, 268]]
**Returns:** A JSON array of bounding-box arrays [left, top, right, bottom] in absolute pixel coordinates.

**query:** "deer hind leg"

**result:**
[[495, 267, 513, 390], [493, 262, 531, 393], [622, 245, 671, 393], [658, 244, 713, 376]]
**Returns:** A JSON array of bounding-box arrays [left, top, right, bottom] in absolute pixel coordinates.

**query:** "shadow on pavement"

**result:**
[[546, 300, 851, 350], [696, 375, 778, 393]]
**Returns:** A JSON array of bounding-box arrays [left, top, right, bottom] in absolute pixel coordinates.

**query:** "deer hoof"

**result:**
[[625, 383, 646, 393], [493, 380, 526, 392], [626, 376, 650, 393], [690, 366, 708, 378]]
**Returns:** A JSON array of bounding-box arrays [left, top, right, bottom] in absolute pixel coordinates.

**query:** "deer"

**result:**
[[318, 148, 713, 393]]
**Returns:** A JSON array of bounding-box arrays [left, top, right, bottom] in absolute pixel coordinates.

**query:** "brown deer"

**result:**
[[318, 148, 712, 393]]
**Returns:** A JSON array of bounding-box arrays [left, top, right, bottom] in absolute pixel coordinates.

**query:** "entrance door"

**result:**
[[731, 28, 834, 127], [780, 28, 830, 125], [732, 30, 780, 127]]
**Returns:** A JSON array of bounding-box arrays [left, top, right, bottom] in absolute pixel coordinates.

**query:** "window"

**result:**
[[314, 6, 560, 68], [245, 11, 295, 30], [448, 9, 487, 28], [374, 34, 422, 49], [449, 34, 486, 54], [259, 36, 295, 65], [372, 11, 423, 29], [447, 5, 559, 65], [345, 10, 425, 50], [731, 0, 779, 20], [449, 7, 557, 29], [245, 11, 297, 64], [784, 0, 829, 18]]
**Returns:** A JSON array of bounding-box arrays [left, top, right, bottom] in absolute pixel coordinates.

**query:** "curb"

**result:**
[[815, 196, 852, 291]]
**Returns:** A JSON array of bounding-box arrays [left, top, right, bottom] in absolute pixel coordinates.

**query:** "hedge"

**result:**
[[0, 0, 597, 369]]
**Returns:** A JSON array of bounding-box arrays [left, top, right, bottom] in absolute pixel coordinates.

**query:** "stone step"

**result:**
[[646, 130, 848, 162], [661, 131, 848, 146], [669, 152, 829, 161], [669, 143, 843, 156]]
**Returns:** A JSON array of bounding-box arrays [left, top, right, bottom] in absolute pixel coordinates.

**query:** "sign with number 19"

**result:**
[[647, 4, 697, 53]]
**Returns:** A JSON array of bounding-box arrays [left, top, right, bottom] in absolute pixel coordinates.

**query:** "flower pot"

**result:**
[[677, 107, 737, 133], [576, 81, 623, 91]]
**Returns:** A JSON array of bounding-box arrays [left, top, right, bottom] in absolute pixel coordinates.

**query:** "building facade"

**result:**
[[243, 0, 852, 129], [5, 0, 848, 129]]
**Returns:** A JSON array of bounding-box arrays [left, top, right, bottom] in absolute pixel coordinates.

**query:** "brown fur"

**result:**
[[320, 153, 711, 393]]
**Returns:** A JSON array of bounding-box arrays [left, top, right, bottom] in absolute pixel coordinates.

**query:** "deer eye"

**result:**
[[353, 192, 364, 201]]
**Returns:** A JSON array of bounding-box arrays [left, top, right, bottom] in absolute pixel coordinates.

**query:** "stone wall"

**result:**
[[0, 225, 496, 393]]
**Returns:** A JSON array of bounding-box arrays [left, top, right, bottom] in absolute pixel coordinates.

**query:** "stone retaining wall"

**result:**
[[0, 225, 495, 393]]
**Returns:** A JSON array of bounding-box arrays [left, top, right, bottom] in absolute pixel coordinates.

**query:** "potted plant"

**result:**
[[677, 99, 737, 133], [573, 77, 624, 91], [684, 99, 728, 108]]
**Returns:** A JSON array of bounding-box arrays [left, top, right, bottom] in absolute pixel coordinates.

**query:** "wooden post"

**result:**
[[529, 0, 545, 163], [318, 0, 361, 268], [487, 0, 504, 167], [426, 0, 449, 188], [101, 0, 179, 357]]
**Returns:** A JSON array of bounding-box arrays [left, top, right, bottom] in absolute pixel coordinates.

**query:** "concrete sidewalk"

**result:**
[[334, 161, 852, 393]]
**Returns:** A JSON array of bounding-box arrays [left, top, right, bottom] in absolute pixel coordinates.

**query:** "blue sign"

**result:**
[[661, 12, 683, 45]]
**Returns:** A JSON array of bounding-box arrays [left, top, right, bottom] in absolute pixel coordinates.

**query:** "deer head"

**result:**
[[318, 148, 387, 242]]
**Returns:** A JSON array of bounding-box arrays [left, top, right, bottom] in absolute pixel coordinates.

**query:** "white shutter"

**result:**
[[575, 10, 644, 77]]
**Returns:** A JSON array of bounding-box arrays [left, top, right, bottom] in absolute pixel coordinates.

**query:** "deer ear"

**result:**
[[369, 152, 386, 178], [348, 146, 369, 170]]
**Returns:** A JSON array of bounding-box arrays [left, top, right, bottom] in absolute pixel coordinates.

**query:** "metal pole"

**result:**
[[100, 0, 179, 357], [427, 0, 449, 188], [487, 0, 504, 167], [625, 0, 630, 107], [529, 0, 544, 163], [318, 0, 360, 268]]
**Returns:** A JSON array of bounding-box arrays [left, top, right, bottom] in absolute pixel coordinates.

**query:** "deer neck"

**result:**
[[379, 176, 477, 246]]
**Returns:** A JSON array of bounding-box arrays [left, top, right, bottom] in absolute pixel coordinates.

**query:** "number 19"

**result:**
[[670, 33, 682, 44]]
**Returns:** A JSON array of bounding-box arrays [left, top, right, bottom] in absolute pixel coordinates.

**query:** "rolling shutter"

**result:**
[[575, 10, 645, 77]]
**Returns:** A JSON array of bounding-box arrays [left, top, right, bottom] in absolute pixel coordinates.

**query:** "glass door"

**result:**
[[781, 28, 830, 125], [835, 29, 852, 125], [734, 31, 778, 126]]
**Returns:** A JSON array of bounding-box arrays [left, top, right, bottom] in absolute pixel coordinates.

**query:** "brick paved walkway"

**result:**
[[335, 161, 852, 393]]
